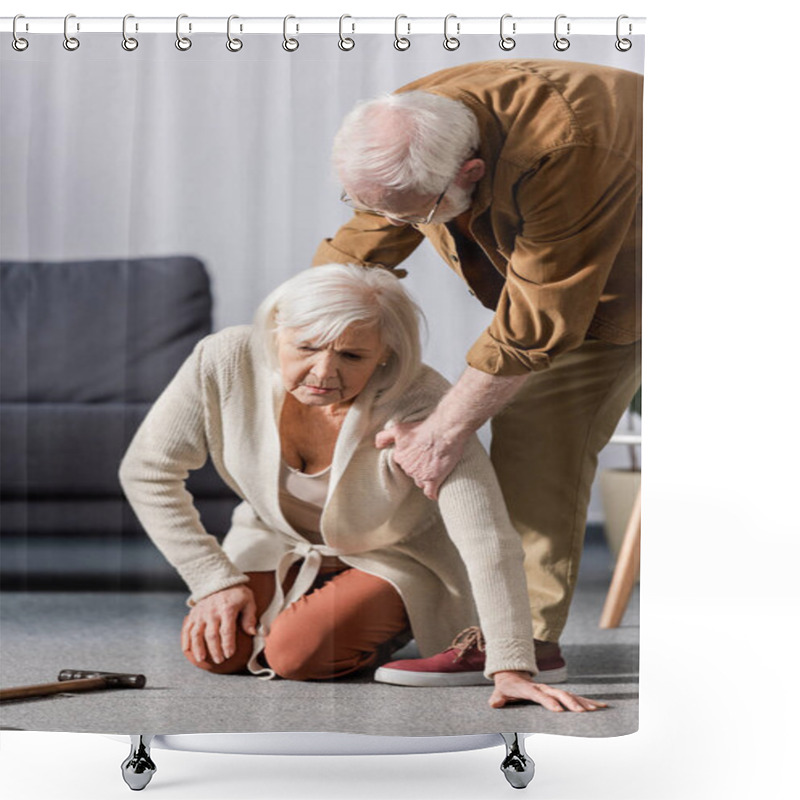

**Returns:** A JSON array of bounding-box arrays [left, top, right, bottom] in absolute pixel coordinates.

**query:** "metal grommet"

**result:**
[[615, 15, 632, 51], [553, 14, 570, 52], [394, 15, 410, 51], [175, 14, 192, 51], [499, 14, 516, 51], [63, 13, 80, 51], [122, 14, 138, 51], [443, 14, 460, 51], [226, 15, 243, 52], [282, 15, 299, 52], [12, 15, 29, 52], [338, 14, 355, 51]]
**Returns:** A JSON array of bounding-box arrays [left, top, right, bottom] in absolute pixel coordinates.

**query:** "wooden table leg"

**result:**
[[599, 487, 641, 629]]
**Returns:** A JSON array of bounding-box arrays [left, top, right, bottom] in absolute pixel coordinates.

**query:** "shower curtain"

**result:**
[[0, 17, 643, 742]]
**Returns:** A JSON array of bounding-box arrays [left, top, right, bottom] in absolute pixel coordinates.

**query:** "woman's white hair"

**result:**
[[254, 264, 425, 407], [333, 91, 480, 196]]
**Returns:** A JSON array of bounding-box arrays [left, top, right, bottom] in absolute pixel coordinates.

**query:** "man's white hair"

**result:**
[[333, 91, 480, 196], [254, 264, 425, 408]]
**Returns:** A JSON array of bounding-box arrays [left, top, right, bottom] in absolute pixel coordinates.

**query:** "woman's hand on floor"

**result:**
[[489, 670, 608, 713], [181, 584, 259, 665]]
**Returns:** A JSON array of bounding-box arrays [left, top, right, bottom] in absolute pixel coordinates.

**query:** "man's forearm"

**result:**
[[428, 366, 530, 439]]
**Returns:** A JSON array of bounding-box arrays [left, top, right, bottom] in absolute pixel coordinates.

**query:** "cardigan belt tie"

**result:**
[[246, 540, 343, 678]]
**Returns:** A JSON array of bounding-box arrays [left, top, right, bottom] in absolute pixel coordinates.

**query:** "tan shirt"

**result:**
[[313, 59, 643, 376]]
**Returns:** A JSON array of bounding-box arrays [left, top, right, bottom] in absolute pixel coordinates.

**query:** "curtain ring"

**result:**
[[443, 14, 460, 51], [122, 14, 138, 51], [226, 15, 243, 52], [282, 15, 299, 51], [175, 14, 192, 51], [394, 15, 410, 51], [615, 15, 632, 51], [339, 15, 355, 51], [553, 14, 570, 51], [12, 15, 29, 52], [63, 13, 80, 51], [499, 14, 516, 51]]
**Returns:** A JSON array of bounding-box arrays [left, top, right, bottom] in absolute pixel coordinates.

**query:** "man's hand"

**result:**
[[181, 584, 258, 665], [375, 418, 468, 500], [375, 367, 529, 499], [489, 671, 608, 712]]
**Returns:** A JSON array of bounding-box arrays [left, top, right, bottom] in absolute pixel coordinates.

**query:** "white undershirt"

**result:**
[[278, 461, 338, 557]]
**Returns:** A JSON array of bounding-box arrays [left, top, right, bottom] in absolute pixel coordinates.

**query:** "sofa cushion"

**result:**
[[0, 257, 211, 403], [0, 496, 238, 540], [1, 403, 236, 498]]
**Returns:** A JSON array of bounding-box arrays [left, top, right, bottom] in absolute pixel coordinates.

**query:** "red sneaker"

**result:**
[[373, 627, 567, 687]]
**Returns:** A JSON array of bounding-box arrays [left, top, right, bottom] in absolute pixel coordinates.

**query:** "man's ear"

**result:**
[[458, 158, 486, 186]]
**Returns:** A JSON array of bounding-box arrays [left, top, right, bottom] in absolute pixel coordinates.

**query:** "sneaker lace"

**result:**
[[449, 626, 485, 662]]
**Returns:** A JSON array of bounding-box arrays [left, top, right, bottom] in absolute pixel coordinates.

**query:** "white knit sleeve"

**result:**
[[436, 437, 538, 678], [119, 339, 248, 603]]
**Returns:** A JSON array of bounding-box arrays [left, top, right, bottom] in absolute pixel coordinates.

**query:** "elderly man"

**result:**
[[313, 59, 642, 683]]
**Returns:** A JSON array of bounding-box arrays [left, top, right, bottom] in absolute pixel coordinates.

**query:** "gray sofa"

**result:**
[[0, 256, 239, 590]]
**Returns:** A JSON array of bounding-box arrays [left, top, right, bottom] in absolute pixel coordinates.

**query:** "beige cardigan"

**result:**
[[119, 326, 537, 677]]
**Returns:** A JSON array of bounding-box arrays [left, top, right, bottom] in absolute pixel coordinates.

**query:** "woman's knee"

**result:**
[[182, 649, 252, 675], [263, 569, 409, 680], [179, 571, 275, 676], [262, 622, 331, 681]]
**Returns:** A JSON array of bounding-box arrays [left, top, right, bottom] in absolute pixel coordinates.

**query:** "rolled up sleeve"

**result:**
[[467, 146, 642, 375], [312, 211, 425, 276]]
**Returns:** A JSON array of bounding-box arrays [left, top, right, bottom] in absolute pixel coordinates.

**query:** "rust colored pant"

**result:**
[[182, 566, 410, 680]]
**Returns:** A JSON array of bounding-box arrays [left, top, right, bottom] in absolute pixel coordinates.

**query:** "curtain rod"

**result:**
[[1, 16, 646, 37]]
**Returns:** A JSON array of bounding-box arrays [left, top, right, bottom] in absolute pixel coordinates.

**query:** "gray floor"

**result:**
[[0, 541, 638, 738]]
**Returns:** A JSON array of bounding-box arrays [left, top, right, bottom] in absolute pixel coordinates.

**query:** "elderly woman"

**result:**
[[120, 264, 604, 713]]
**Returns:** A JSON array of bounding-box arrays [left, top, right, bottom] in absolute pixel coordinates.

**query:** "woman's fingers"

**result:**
[[527, 686, 566, 712], [218, 615, 237, 661], [182, 585, 259, 665], [489, 685, 567, 712], [183, 610, 224, 664], [546, 688, 589, 712], [189, 620, 207, 664], [216, 598, 258, 659], [240, 596, 259, 637], [204, 617, 226, 665], [538, 684, 608, 712], [181, 617, 191, 654], [489, 673, 608, 713]]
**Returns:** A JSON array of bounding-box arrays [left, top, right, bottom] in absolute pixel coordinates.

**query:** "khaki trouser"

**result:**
[[490, 338, 641, 642]]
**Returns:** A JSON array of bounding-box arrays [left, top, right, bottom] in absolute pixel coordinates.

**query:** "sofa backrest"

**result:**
[[1, 257, 212, 403]]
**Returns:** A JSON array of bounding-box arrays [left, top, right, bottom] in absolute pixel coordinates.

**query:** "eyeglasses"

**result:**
[[340, 184, 449, 226]]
